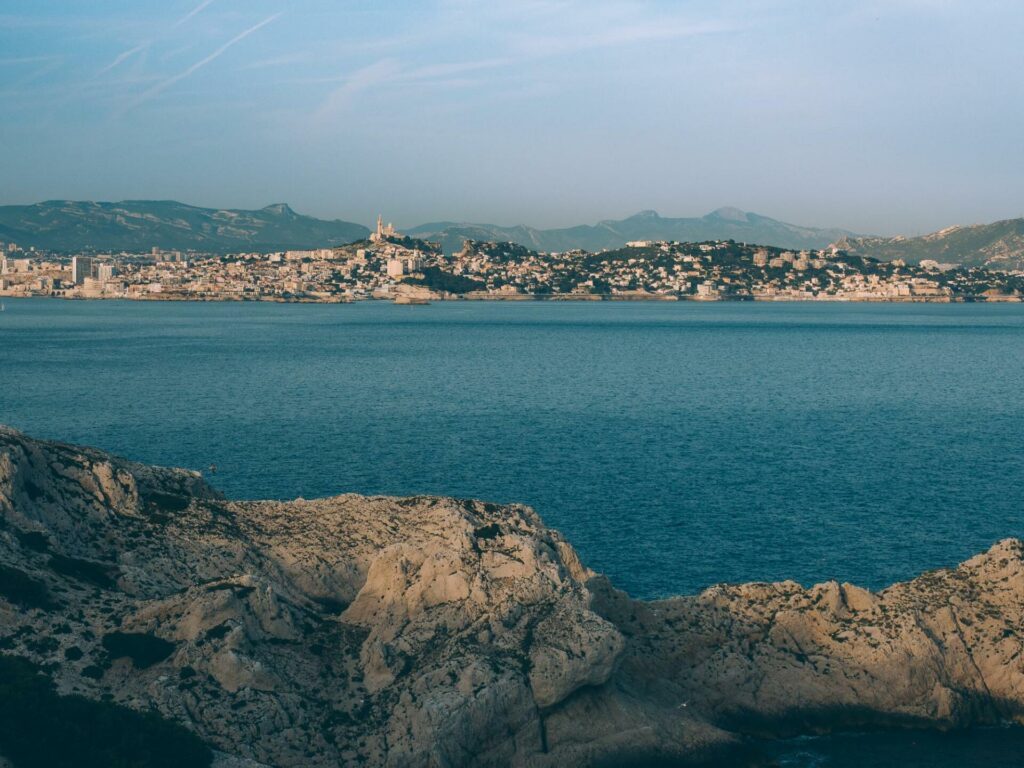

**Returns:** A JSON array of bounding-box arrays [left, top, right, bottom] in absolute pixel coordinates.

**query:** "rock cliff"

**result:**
[[1, 426, 1023, 766]]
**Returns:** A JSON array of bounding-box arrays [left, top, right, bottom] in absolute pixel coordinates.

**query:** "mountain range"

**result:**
[[0, 201, 852, 254], [0, 200, 369, 253], [832, 218, 1024, 271], [406, 207, 858, 254], [2, 200, 1022, 270]]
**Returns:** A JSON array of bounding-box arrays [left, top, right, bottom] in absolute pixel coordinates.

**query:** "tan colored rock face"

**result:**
[[1, 425, 1023, 767]]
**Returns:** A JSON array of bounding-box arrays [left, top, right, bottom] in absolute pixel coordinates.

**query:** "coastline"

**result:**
[[2, 292, 1020, 304], [3, 426, 1024, 767]]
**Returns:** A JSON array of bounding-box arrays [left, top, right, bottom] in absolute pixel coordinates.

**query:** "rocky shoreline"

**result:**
[[1, 426, 1023, 766]]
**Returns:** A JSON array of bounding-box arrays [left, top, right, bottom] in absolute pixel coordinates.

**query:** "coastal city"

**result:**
[[1, 215, 1022, 303]]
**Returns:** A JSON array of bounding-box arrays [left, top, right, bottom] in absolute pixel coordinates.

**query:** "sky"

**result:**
[[0, 0, 1022, 235]]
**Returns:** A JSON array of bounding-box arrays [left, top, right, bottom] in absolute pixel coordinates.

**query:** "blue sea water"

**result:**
[[1, 298, 1023, 600], [762, 728, 1024, 767], [3, 298, 1024, 765]]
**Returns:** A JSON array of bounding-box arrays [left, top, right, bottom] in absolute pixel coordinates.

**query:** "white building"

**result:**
[[370, 215, 399, 242], [696, 281, 718, 297]]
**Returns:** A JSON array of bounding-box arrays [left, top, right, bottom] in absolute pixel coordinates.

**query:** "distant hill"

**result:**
[[832, 218, 1024, 271], [0, 200, 369, 252], [406, 208, 859, 254]]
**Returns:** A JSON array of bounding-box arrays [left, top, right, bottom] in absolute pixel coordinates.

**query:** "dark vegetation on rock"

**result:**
[[0, 564, 53, 609], [102, 632, 177, 669], [0, 654, 211, 768], [404, 266, 485, 294]]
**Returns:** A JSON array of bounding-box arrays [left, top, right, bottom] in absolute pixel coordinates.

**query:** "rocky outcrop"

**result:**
[[1, 426, 1023, 766]]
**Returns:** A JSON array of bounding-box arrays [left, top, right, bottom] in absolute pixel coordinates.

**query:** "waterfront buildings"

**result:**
[[0, 236, 1021, 302]]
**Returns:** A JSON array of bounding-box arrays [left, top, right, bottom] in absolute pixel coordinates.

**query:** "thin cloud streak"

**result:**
[[314, 58, 402, 121], [511, 18, 734, 57], [99, 0, 216, 78], [7, 59, 63, 90], [0, 55, 62, 65], [279, 57, 512, 87], [240, 33, 417, 71], [301, 10, 730, 116], [171, 0, 217, 30], [98, 42, 149, 75], [131, 13, 283, 106]]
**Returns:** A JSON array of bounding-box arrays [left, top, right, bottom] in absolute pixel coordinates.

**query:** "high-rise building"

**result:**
[[96, 263, 116, 282], [71, 256, 94, 285]]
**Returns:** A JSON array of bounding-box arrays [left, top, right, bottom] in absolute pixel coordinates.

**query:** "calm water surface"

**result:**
[[1, 298, 1022, 600]]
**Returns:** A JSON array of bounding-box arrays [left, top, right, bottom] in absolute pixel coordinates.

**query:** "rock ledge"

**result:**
[[1, 426, 1023, 766]]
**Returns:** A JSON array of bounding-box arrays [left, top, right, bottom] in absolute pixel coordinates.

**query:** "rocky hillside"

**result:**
[[0, 201, 369, 253], [833, 218, 1024, 270], [407, 208, 857, 255], [2, 427, 1024, 766]]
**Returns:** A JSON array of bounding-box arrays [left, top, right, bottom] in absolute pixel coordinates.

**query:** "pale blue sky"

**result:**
[[1, 0, 1021, 234]]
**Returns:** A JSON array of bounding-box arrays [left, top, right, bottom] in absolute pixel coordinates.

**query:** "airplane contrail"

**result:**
[[134, 13, 282, 104], [100, 1, 217, 77], [99, 42, 149, 75], [171, 0, 217, 29]]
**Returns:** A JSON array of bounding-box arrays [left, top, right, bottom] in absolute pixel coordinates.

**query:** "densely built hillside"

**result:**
[[832, 218, 1024, 270], [0, 200, 369, 252]]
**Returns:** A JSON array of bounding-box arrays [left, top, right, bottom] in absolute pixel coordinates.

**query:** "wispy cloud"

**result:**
[[509, 18, 733, 58], [98, 0, 217, 78], [98, 42, 149, 75], [171, 0, 217, 30], [240, 51, 313, 71], [313, 58, 402, 121], [0, 55, 62, 66], [401, 57, 514, 83], [238, 32, 420, 73], [131, 13, 283, 106], [296, 2, 730, 117], [0, 13, 101, 30], [4, 58, 64, 92], [283, 56, 511, 87]]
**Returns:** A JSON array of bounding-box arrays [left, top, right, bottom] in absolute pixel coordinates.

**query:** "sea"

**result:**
[[2, 297, 1024, 765]]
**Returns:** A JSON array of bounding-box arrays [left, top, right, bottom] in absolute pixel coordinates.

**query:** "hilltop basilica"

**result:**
[[369, 215, 399, 242]]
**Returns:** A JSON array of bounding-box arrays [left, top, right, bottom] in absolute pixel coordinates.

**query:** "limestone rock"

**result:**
[[2, 425, 1024, 767]]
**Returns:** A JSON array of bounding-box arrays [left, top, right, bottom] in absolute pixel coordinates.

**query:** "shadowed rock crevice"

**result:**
[[1, 425, 1023, 767]]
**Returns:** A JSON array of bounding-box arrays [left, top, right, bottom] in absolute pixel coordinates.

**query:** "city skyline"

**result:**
[[1, 1, 1022, 236]]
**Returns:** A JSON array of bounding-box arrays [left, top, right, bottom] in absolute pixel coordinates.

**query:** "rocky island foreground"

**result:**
[[1, 427, 1023, 767]]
